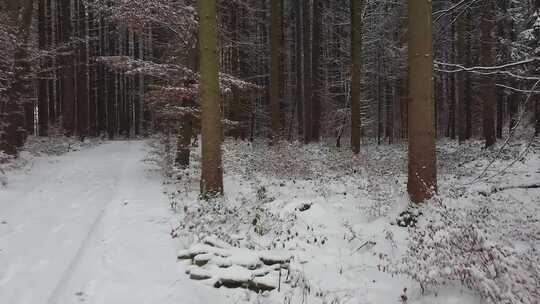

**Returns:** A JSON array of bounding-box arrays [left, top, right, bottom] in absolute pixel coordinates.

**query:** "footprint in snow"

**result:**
[[75, 291, 86, 302]]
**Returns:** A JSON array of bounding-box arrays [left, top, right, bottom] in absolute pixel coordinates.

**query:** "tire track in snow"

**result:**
[[45, 160, 127, 304]]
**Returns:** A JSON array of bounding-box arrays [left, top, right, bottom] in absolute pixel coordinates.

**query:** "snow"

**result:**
[[0, 141, 221, 304], [166, 137, 539, 303], [1, 136, 539, 304]]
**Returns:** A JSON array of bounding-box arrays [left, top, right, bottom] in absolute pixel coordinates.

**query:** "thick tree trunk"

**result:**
[[59, 0, 76, 136], [199, 0, 223, 197], [480, 0, 496, 148], [350, 0, 363, 154], [407, 0, 437, 203], [0, 0, 34, 155], [269, 0, 282, 143]]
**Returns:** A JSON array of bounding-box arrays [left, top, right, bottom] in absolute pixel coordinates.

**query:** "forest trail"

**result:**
[[0, 141, 216, 304]]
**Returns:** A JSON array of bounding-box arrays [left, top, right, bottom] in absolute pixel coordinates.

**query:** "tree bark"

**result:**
[[77, 0, 89, 138], [295, 0, 303, 138], [269, 0, 282, 143], [0, 0, 35, 155], [38, 0, 49, 136], [303, 0, 313, 143], [407, 0, 437, 203], [350, 0, 363, 154], [59, 0, 76, 136], [456, 12, 473, 143], [480, 0, 496, 148], [311, 0, 322, 141], [199, 0, 223, 197]]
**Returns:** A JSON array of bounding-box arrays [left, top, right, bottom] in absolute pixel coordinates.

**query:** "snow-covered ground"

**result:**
[[1, 136, 539, 304], [0, 141, 221, 304], [165, 136, 540, 304]]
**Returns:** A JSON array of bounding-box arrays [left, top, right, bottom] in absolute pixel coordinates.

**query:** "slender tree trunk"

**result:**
[[376, 55, 382, 145], [536, 95, 540, 136], [88, 2, 97, 136], [295, 0, 303, 138], [97, 16, 107, 135], [534, 1, 540, 136], [77, 0, 89, 138], [176, 115, 193, 168], [303, 0, 313, 143], [269, 0, 282, 143], [21, 0, 35, 138], [311, 0, 322, 141], [456, 13, 469, 143], [47, 0, 56, 127], [350, 0, 363, 154], [407, 0, 437, 203], [199, 0, 223, 197], [38, 0, 49, 136], [176, 34, 198, 167], [387, 80, 394, 144], [481, 0, 496, 148]]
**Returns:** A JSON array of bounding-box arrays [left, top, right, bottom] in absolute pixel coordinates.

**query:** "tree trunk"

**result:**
[[46, 0, 57, 128], [303, 0, 313, 143], [456, 12, 472, 143], [480, 0, 496, 148], [176, 116, 192, 168], [59, 0, 76, 136], [269, 0, 282, 143], [38, 0, 49, 136], [0, 0, 34, 155], [407, 0, 437, 203], [77, 0, 89, 138], [350, 0, 363, 154], [199, 0, 223, 197], [311, 0, 322, 141], [295, 0, 303, 138]]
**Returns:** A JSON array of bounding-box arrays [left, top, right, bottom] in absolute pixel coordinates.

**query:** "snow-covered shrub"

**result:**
[[394, 197, 540, 303], [23, 132, 100, 156], [0, 151, 10, 187], [0, 13, 16, 93], [172, 188, 296, 250], [144, 133, 176, 178]]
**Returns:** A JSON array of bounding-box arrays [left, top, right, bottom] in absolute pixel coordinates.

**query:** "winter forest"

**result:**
[[1, 0, 539, 303]]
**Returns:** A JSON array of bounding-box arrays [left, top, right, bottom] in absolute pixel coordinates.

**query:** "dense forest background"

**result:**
[[0, 0, 539, 202], [1, 1, 540, 303], [1, 0, 538, 154]]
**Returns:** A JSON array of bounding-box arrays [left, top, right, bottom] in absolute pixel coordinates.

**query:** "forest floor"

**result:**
[[0, 135, 539, 304], [0, 140, 223, 304]]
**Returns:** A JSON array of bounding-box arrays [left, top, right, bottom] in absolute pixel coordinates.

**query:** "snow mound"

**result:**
[[178, 237, 291, 292]]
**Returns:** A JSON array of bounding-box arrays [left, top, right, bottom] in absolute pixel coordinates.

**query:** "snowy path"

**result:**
[[0, 141, 217, 304]]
